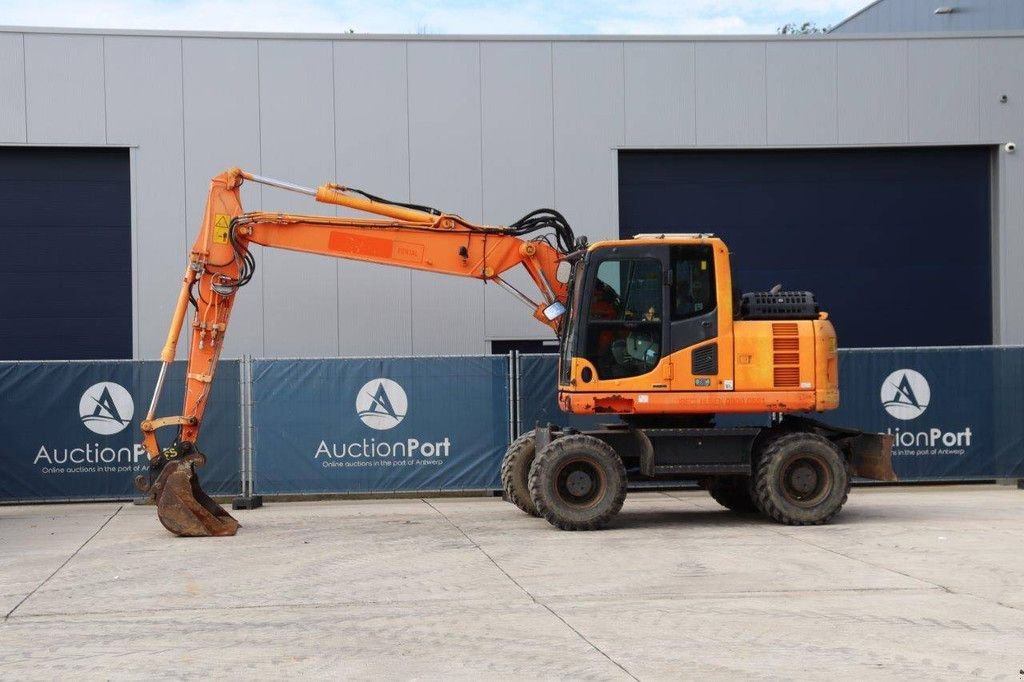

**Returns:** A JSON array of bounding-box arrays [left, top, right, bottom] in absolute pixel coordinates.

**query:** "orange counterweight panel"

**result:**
[[813, 318, 840, 411]]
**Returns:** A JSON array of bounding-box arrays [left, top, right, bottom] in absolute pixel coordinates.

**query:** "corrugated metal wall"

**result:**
[[0, 29, 1022, 358]]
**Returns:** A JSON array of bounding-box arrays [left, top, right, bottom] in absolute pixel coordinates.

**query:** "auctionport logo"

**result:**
[[79, 382, 135, 435], [880, 369, 930, 421], [356, 378, 407, 430]]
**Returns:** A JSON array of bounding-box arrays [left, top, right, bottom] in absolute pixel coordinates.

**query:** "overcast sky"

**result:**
[[0, 1, 868, 35]]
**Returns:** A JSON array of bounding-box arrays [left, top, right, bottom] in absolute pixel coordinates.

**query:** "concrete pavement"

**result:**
[[1, 485, 1023, 679]]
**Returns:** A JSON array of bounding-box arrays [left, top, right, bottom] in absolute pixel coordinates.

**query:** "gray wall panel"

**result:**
[[997, 152, 1024, 342], [104, 36, 186, 359], [980, 36, 1024, 341], [695, 42, 766, 146], [838, 40, 909, 144], [908, 40, 980, 143], [3, 29, 1023, 351], [481, 42, 556, 342], [256, 39, 339, 358], [407, 42, 486, 355], [834, 0, 1024, 33], [334, 41, 413, 357], [552, 42, 623, 242], [23, 34, 105, 143], [624, 42, 695, 147], [0, 33, 25, 142], [181, 38, 264, 359], [766, 42, 837, 145], [979, 38, 1024, 142]]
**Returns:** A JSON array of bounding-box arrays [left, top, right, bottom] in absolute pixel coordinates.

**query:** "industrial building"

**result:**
[[831, 0, 1024, 33], [1, 5, 1022, 360]]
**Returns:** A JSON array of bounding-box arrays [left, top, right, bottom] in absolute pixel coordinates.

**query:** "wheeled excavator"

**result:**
[[137, 168, 896, 536]]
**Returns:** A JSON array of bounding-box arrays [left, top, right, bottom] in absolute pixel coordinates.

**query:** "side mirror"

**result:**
[[555, 261, 572, 284], [543, 302, 566, 321]]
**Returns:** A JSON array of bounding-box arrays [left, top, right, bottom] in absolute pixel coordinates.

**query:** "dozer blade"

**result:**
[[848, 431, 898, 482], [139, 452, 240, 537]]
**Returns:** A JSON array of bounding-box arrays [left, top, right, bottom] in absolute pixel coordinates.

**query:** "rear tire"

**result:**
[[528, 434, 627, 531], [707, 476, 758, 513], [753, 432, 850, 525], [500, 431, 539, 517]]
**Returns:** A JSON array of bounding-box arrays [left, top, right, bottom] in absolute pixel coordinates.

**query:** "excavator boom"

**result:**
[[137, 168, 573, 536]]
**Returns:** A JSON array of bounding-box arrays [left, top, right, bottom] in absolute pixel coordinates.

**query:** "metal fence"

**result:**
[[1, 346, 1022, 503]]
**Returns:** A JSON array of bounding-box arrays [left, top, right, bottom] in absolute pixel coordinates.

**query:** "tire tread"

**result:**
[[500, 431, 539, 517], [753, 432, 850, 526], [528, 434, 627, 531]]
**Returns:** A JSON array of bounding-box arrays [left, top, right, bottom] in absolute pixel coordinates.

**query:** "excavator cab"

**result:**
[[558, 234, 740, 413], [558, 233, 848, 418]]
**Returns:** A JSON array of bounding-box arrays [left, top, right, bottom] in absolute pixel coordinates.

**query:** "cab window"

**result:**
[[671, 245, 715, 320], [584, 258, 662, 380]]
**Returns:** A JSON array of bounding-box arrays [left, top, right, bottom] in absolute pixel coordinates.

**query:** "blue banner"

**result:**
[[0, 360, 241, 502], [1, 348, 1019, 503], [830, 347, 1024, 480], [251, 356, 510, 494]]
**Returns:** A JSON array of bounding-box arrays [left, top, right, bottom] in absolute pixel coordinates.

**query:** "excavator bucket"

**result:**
[[136, 452, 240, 537]]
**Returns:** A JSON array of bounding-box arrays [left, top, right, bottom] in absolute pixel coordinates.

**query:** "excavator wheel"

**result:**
[[528, 434, 627, 531], [500, 430, 540, 517], [706, 476, 759, 513], [753, 432, 850, 526], [136, 451, 240, 537]]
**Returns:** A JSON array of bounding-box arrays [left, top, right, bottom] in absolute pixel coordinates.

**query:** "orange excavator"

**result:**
[[137, 169, 895, 537]]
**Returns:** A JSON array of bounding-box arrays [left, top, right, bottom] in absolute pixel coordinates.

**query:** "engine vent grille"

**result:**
[[691, 343, 718, 376], [774, 367, 800, 387], [772, 323, 801, 388]]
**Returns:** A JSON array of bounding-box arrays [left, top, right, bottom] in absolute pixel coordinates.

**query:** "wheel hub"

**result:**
[[789, 464, 819, 494], [554, 458, 606, 508], [565, 470, 594, 497], [781, 454, 831, 507]]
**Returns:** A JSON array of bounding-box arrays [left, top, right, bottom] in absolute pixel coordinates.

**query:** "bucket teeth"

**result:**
[[147, 452, 239, 537]]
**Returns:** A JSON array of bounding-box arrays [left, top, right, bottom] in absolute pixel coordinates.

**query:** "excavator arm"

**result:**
[[136, 168, 574, 536]]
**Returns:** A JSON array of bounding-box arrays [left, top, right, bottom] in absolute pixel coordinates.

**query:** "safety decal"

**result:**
[[213, 214, 230, 244]]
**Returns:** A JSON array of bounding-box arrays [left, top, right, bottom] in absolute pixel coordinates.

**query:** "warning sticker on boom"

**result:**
[[213, 214, 230, 244]]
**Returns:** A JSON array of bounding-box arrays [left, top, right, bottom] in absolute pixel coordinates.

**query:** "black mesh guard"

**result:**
[[738, 291, 820, 320]]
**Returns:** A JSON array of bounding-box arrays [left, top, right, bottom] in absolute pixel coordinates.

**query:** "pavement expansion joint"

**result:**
[[420, 498, 538, 603], [4, 504, 123, 622], [420, 499, 640, 681], [766, 525, 949, 592], [5, 594, 535, 621], [765, 525, 1024, 618]]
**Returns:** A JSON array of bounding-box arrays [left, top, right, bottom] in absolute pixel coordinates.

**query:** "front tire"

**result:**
[[500, 431, 539, 517], [753, 432, 850, 525], [528, 434, 627, 531]]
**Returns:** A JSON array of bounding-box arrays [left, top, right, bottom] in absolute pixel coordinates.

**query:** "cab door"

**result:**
[[574, 246, 671, 391], [668, 244, 725, 391]]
